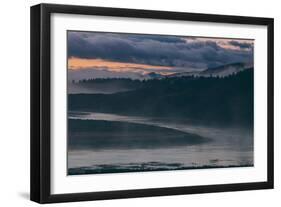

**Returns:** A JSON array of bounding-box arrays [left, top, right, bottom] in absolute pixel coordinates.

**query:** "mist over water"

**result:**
[[68, 111, 253, 175]]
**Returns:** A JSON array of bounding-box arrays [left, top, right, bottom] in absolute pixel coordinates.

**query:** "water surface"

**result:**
[[68, 111, 253, 175]]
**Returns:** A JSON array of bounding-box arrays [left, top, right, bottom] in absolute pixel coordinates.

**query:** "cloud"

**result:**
[[68, 31, 254, 70], [184, 37, 253, 48], [228, 40, 253, 50]]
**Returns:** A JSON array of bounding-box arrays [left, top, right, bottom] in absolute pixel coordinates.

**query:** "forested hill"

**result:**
[[69, 69, 253, 126]]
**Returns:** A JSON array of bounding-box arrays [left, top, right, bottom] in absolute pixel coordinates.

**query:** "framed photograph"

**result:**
[[30, 3, 274, 203]]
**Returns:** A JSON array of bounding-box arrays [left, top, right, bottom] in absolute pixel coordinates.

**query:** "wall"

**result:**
[[0, 0, 279, 206]]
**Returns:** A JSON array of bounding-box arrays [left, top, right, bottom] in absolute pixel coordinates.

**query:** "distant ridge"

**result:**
[[168, 62, 253, 78], [68, 62, 253, 94], [146, 72, 165, 79], [200, 62, 253, 77]]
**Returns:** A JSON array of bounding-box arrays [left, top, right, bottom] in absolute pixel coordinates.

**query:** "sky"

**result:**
[[67, 31, 253, 79]]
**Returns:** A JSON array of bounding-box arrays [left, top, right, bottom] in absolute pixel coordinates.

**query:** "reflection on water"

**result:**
[[68, 111, 253, 175]]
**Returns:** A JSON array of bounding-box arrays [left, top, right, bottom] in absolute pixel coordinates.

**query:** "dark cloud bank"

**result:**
[[68, 31, 253, 70]]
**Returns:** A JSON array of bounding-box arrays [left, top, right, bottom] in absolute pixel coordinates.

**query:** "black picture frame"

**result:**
[[30, 3, 274, 204]]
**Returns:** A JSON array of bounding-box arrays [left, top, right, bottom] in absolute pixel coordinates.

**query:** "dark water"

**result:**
[[68, 112, 253, 175]]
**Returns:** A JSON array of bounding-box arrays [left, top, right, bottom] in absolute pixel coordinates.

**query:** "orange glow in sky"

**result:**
[[68, 57, 171, 73]]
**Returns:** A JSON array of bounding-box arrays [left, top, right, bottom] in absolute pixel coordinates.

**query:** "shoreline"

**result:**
[[68, 164, 254, 175]]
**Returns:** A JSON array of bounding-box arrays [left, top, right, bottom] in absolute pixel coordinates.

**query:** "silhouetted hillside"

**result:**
[[69, 78, 143, 94], [69, 69, 253, 126]]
